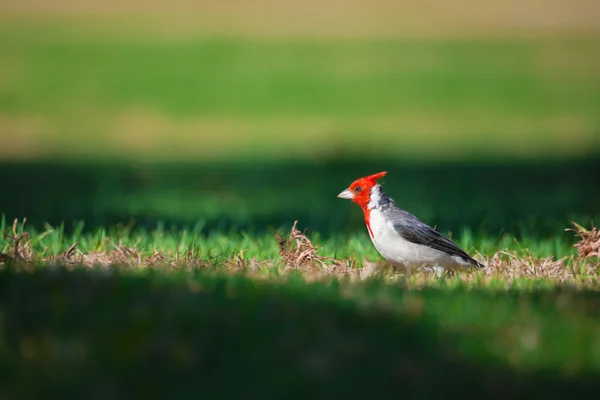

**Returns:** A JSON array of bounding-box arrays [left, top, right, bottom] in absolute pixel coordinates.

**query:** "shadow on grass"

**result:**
[[0, 156, 599, 238], [0, 266, 598, 398]]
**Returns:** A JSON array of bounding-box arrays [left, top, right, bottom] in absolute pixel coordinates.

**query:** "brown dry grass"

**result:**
[[1, 1, 599, 38], [568, 221, 600, 261], [1, 218, 599, 287], [1, 111, 598, 162]]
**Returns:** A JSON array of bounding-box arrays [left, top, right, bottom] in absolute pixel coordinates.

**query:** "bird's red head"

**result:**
[[337, 171, 387, 209]]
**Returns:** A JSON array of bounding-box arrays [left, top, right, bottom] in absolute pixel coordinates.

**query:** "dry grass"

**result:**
[[1, 218, 599, 287], [1, 0, 599, 38], [568, 221, 600, 260], [1, 111, 598, 162]]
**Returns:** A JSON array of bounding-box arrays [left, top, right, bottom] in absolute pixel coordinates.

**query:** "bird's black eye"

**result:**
[[353, 186, 362, 193]]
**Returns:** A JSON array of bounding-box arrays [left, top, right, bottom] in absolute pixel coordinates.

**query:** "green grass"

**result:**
[[0, 213, 583, 264], [1, 20, 600, 161], [1, 160, 597, 398], [3, 35, 597, 118], [1, 158, 598, 259], [1, 266, 600, 398]]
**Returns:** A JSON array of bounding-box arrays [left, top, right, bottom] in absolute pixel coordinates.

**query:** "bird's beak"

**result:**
[[337, 188, 354, 199]]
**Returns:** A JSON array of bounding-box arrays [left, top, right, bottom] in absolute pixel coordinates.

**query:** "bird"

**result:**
[[337, 171, 486, 274]]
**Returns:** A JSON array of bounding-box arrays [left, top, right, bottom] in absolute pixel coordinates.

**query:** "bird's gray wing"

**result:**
[[386, 209, 484, 268]]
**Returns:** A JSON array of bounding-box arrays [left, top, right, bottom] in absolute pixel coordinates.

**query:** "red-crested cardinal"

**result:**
[[337, 171, 486, 274]]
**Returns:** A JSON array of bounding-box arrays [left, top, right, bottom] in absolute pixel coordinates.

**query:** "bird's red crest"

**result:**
[[363, 171, 387, 183], [349, 171, 387, 190]]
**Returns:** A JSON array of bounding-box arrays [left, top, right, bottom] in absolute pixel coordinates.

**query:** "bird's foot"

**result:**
[[422, 265, 448, 278]]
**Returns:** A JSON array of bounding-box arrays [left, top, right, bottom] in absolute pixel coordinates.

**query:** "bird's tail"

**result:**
[[468, 257, 487, 269]]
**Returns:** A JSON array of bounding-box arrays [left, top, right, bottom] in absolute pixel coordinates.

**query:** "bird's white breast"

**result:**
[[367, 209, 469, 271]]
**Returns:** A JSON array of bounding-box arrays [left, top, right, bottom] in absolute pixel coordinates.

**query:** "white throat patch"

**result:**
[[367, 185, 382, 210]]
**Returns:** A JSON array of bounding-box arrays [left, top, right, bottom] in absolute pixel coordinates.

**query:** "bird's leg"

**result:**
[[422, 265, 446, 278], [387, 260, 409, 274], [433, 266, 445, 278]]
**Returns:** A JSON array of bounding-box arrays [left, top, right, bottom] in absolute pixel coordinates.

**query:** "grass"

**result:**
[[4, 35, 598, 118], [2, 159, 598, 397], [2, 158, 599, 238], [2, 216, 597, 397], [1, 20, 599, 161], [1, 157, 599, 283], [0, 213, 585, 264], [1, 214, 599, 284], [1, 14, 600, 397], [1, 264, 600, 398]]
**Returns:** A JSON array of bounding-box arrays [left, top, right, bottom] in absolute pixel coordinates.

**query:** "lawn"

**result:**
[[1, 20, 600, 161], [1, 159, 600, 397], [1, 12, 600, 398], [1, 265, 600, 398]]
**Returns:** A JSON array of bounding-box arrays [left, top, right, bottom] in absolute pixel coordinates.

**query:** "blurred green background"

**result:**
[[1, 1, 599, 242]]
